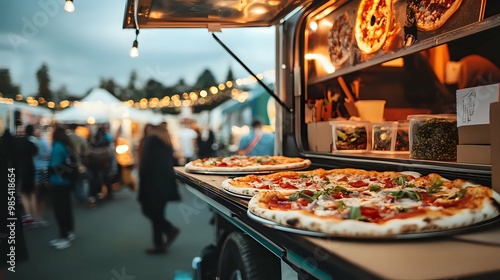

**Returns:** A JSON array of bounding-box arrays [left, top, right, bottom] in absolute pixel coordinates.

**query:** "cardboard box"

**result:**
[[456, 145, 490, 165], [458, 124, 490, 144], [456, 83, 499, 145], [307, 122, 333, 152], [491, 102, 500, 193]]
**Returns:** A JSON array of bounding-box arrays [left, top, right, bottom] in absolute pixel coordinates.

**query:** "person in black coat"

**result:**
[[1, 129, 29, 274], [138, 124, 180, 254]]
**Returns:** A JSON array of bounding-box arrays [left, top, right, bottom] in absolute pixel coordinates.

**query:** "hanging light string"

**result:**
[[130, 0, 140, 58], [0, 71, 275, 110]]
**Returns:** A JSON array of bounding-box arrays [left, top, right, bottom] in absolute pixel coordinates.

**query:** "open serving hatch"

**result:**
[[123, 0, 306, 30]]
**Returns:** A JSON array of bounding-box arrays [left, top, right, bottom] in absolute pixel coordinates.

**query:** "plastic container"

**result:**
[[330, 121, 371, 153], [408, 114, 458, 161], [371, 121, 409, 154]]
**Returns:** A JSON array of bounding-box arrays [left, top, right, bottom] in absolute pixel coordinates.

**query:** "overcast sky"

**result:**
[[0, 0, 276, 97]]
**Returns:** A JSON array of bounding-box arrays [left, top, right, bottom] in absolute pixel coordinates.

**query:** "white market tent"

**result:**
[[54, 88, 163, 124]]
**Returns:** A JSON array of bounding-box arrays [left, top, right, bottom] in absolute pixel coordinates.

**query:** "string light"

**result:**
[[130, 0, 140, 58], [64, 0, 75, 13], [0, 70, 275, 111], [130, 29, 139, 58]]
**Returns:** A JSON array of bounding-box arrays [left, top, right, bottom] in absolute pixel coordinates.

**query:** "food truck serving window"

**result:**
[[123, 0, 307, 29]]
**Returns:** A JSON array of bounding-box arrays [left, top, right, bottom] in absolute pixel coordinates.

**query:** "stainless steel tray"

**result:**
[[247, 210, 500, 240], [221, 188, 253, 199]]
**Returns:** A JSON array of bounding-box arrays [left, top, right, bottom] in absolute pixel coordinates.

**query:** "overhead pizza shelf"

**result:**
[[308, 15, 500, 85], [304, 0, 498, 84]]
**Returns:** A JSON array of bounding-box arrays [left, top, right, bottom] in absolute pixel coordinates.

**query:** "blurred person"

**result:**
[[1, 129, 29, 271], [17, 125, 39, 228], [87, 125, 112, 207], [137, 123, 153, 167], [196, 125, 217, 159], [67, 123, 90, 203], [177, 119, 198, 164], [31, 125, 52, 226], [48, 126, 78, 249], [139, 124, 180, 255], [237, 119, 275, 156]]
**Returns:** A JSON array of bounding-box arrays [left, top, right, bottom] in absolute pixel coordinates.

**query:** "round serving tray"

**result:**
[[221, 187, 253, 199], [185, 169, 277, 176], [247, 210, 500, 240]]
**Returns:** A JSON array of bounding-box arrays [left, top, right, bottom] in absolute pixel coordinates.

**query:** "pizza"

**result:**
[[408, 0, 462, 32], [354, 0, 392, 54], [223, 168, 408, 197], [245, 168, 500, 237], [185, 155, 311, 173], [328, 12, 353, 66]]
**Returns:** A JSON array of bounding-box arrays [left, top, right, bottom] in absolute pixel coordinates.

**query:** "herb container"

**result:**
[[330, 121, 370, 153], [371, 121, 410, 154], [408, 114, 458, 161]]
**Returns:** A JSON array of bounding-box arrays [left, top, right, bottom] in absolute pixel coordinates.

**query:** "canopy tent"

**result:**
[[54, 88, 163, 124]]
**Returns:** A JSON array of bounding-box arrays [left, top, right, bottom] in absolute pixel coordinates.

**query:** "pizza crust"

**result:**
[[248, 191, 500, 237], [185, 156, 311, 173]]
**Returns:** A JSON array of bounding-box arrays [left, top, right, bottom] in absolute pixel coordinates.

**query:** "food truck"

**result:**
[[123, 1, 500, 279]]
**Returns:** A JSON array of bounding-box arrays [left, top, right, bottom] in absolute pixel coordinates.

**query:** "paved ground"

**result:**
[[6, 184, 215, 280]]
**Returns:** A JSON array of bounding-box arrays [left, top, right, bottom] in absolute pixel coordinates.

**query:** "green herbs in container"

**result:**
[[330, 121, 370, 152], [408, 114, 458, 161]]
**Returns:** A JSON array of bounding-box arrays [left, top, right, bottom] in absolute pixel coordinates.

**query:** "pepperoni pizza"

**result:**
[[226, 168, 500, 237]]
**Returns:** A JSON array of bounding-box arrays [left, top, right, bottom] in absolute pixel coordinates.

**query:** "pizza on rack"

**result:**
[[328, 12, 354, 66], [408, 0, 463, 32], [243, 168, 500, 237], [354, 0, 393, 54], [185, 155, 311, 173]]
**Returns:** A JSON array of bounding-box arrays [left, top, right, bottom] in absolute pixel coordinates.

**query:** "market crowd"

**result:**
[[0, 116, 273, 269]]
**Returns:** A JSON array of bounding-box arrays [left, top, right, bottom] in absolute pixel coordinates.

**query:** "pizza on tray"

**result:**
[[328, 12, 353, 66], [236, 168, 500, 237], [185, 155, 311, 173], [354, 0, 393, 54], [408, 0, 463, 32]]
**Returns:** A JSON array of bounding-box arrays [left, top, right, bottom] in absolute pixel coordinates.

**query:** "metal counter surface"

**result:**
[[175, 167, 500, 280]]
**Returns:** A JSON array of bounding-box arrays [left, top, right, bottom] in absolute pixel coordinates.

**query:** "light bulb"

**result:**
[[130, 40, 139, 58], [64, 0, 75, 13]]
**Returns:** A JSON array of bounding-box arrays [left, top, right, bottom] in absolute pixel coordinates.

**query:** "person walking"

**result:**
[[16, 125, 39, 228], [67, 124, 90, 202], [176, 120, 198, 164], [138, 124, 180, 255], [237, 119, 275, 156], [87, 125, 112, 207], [48, 126, 77, 249], [1, 129, 29, 270], [31, 125, 52, 226], [196, 125, 217, 159]]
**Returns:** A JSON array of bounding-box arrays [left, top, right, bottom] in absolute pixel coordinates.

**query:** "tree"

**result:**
[[0, 69, 20, 98], [52, 85, 70, 103], [36, 63, 52, 100], [119, 70, 138, 100], [143, 79, 164, 99], [194, 68, 218, 89], [225, 67, 235, 82], [99, 78, 119, 97]]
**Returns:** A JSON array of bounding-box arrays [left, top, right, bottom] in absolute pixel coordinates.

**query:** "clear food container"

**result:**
[[371, 121, 409, 154], [330, 121, 370, 153], [408, 114, 458, 161]]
